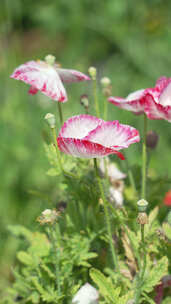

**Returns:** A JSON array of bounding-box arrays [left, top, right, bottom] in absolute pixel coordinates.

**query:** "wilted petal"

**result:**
[[11, 60, 67, 102], [109, 186, 123, 207], [72, 283, 99, 304], [108, 89, 146, 114], [57, 115, 140, 159], [99, 158, 126, 180], [56, 68, 90, 83]]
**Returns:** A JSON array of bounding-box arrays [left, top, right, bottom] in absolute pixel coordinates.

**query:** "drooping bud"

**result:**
[[137, 212, 148, 225], [88, 66, 96, 80], [45, 54, 56, 65], [146, 130, 159, 149], [80, 94, 89, 111], [100, 77, 111, 87], [44, 113, 56, 128], [137, 199, 148, 212], [37, 209, 59, 225], [72, 283, 99, 304]]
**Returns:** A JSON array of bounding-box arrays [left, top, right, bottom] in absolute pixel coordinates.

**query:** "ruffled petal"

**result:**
[[108, 89, 146, 114], [57, 115, 139, 159], [57, 137, 125, 159], [145, 94, 171, 122], [11, 60, 67, 102], [56, 68, 90, 83], [85, 120, 140, 150], [59, 114, 103, 139]]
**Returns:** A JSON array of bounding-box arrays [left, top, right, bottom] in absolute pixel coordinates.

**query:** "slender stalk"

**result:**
[[124, 155, 138, 199], [104, 98, 108, 121], [94, 158, 119, 272], [57, 102, 63, 125], [47, 226, 61, 295], [93, 79, 100, 117], [134, 223, 147, 304], [51, 127, 63, 173], [51, 127, 78, 179], [141, 114, 148, 199]]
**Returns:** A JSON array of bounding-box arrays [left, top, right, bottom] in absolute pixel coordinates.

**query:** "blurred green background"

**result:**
[[1, 0, 171, 291]]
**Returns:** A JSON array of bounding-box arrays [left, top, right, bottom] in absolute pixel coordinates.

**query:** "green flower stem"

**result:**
[[124, 155, 138, 199], [104, 98, 108, 120], [47, 226, 61, 295], [134, 223, 147, 304], [51, 127, 63, 173], [51, 127, 78, 179], [94, 158, 119, 272], [141, 114, 148, 199], [93, 79, 100, 117], [57, 102, 63, 125]]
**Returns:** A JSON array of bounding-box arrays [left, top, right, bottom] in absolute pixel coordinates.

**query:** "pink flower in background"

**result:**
[[108, 89, 146, 115], [144, 77, 171, 122], [57, 114, 140, 159], [10, 55, 90, 102], [108, 76, 171, 122]]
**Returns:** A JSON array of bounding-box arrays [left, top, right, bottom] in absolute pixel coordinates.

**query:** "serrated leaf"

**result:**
[[142, 292, 155, 304], [17, 251, 34, 265], [8, 225, 32, 241], [148, 207, 159, 226], [143, 256, 168, 293], [162, 222, 171, 239], [29, 232, 50, 257], [90, 268, 120, 303], [27, 292, 40, 304]]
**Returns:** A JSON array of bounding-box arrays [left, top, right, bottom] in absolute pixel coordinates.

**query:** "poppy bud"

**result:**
[[44, 113, 56, 128], [146, 130, 159, 149], [137, 199, 148, 212], [100, 77, 111, 87], [44, 54, 56, 65], [88, 66, 96, 80], [80, 94, 89, 110]]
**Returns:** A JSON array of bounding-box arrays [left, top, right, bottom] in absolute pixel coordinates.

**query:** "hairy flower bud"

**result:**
[[45, 54, 56, 65], [44, 113, 56, 128], [146, 130, 159, 149], [80, 94, 89, 110], [137, 199, 148, 212], [100, 77, 111, 87], [88, 66, 96, 80]]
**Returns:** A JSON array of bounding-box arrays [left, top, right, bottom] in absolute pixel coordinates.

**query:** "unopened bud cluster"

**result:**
[[37, 209, 59, 225], [146, 130, 159, 149]]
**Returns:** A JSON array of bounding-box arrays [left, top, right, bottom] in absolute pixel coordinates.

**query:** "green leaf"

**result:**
[[162, 222, 171, 240], [90, 268, 120, 303], [162, 297, 171, 304], [29, 232, 51, 257], [17, 251, 34, 266], [8, 225, 32, 241], [46, 167, 60, 176], [142, 293, 155, 304], [143, 256, 168, 293]]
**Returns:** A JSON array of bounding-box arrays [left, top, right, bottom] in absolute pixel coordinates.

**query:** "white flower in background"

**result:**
[[99, 157, 126, 182], [72, 283, 99, 304], [99, 158, 126, 207]]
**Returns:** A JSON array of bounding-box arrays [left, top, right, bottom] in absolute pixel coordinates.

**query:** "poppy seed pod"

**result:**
[[137, 212, 148, 225], [146, 130, 159, 149]]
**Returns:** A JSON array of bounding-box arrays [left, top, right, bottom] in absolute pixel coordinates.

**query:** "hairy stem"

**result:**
[[141, 114, 147, 199], [94, 158, 119, 272], [57, 102, 63, 125], [93, 79, 100, 117]]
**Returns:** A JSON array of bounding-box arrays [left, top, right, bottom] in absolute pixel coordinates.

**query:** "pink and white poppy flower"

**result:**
[[57, 114, 140, 159], [108, 76, 171, 122], [10, 55, 90, 102], [108, 89, 147, 115], [144, 76, 171, 122]]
